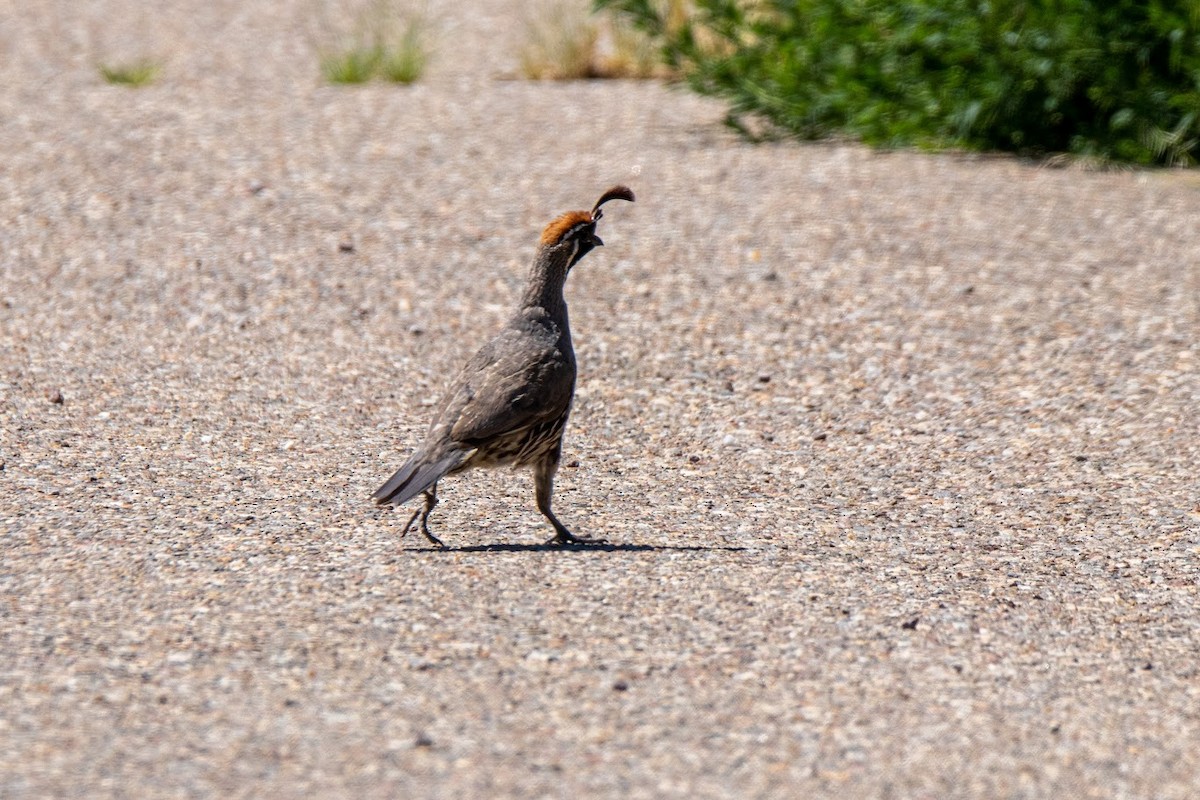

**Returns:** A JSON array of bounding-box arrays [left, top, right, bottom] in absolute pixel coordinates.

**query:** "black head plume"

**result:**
[[591, 185, 636, 223]]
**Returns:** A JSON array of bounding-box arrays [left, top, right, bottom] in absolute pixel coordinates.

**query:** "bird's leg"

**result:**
[[416, 483, 446, 548], [399, 508, 421, 538], [535, 457, 605, 546]]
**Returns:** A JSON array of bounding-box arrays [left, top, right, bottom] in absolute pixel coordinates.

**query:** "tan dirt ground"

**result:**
[[2, 1, 1199, 797]]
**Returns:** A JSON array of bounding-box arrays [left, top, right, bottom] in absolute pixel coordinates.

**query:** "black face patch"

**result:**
[[564, 222, 594, 242], [569, 221, 602, 266]]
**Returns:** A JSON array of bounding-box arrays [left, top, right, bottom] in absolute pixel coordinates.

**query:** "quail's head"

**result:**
[[538, 185, 635, 269]]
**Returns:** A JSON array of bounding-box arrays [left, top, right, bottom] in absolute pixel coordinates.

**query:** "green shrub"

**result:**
[[597, 0, 1200, 165]]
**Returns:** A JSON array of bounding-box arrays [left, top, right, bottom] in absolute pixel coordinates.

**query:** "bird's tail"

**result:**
[[371, 446, 473, 507]]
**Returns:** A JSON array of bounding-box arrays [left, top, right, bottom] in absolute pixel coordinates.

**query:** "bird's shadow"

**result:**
[[405, 542, 748, 554]]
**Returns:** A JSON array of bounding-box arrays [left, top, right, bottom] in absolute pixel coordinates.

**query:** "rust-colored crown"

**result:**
[[538, 185, 635, 246], [540, 211, 593, 246]]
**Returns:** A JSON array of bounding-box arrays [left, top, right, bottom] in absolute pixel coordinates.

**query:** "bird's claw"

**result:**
[[397, 507, 445, 548], [421, 526, 447, 549], [547, 530, 607, 546]]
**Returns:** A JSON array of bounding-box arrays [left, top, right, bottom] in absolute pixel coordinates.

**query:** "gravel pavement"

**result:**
[[3, 2, 1199, 797]]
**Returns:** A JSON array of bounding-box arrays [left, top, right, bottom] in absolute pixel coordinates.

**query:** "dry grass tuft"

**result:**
[[315, 0, 431, 85], [98, 58, 162, 87], [519, 0, 673, 80]]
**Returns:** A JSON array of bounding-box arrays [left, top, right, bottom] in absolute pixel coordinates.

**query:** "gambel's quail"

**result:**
[[372, 185, 635, 546]]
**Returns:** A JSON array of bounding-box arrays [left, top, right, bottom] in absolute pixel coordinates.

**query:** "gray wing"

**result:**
[[439, 325, 575, 446], [371, 445, 473, 506]]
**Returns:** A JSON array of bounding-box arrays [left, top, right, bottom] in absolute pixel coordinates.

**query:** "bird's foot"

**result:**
[[397, 508, 446, 548], [547, 529, 607, 546], [420, 524, 447, 549]]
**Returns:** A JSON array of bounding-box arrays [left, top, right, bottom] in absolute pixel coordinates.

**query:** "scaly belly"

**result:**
[[458, 414, 569, 470]]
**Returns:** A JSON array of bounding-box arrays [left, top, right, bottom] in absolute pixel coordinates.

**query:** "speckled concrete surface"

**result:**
[[2, 2, 1199, 797]]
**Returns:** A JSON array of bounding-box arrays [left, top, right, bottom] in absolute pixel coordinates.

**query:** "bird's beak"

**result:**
[[591, 234, 604, 247]]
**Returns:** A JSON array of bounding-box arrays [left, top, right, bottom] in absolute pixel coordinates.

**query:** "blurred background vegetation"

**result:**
[[597, 0, 1200, 166], [314, 0, 430, 84]]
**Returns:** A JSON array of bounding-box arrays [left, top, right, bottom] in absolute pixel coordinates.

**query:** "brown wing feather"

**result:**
[[438, 326, 575, 446]]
